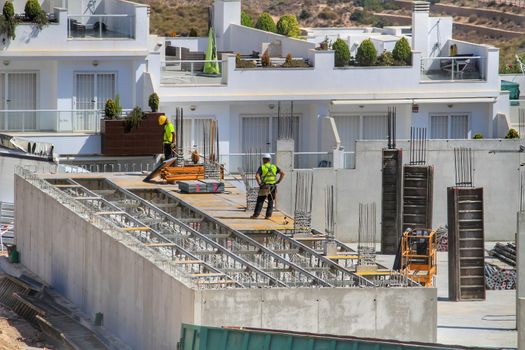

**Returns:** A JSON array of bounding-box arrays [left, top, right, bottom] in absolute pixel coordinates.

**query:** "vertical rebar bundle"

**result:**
[[174, 107, 185, 166], [453, 147, 474, 187], [325, 185, 336, 240], [358, 202, 377, 266], [387, 106, 397, 150], [240, 148, 262, 210], [294, 170, 314, 234], [409, 127, 427, 165], [277, 101, 295, 140], [202, 120, 221, 179]]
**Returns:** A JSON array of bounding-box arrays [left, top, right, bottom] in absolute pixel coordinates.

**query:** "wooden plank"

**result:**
[[122, 226, 151, 231], [173, 260, 202, 265], [326, 255, 359, 260], [95, 211, 126, 215]]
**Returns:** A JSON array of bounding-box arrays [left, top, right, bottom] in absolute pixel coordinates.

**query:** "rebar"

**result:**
[[324, 185, 336, 240], [485, 264, 516, 290], [435, 226, 448, 252], [409, 127, 427, 165], [294, 170, 314, 234], [387, 106, 397, 150], [358, 203, 377, 266], [489, 242, 516, 266], [453, 147, 474, 187]]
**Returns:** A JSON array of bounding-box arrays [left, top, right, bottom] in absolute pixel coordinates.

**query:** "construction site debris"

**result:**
[[489, 242, 516, 266], [435, 226, 448, 252], [178, 180, 224, 193]]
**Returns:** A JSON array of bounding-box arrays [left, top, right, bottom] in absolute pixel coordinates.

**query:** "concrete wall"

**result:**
[[15, 175, 195, 349], [279, 139, 521, 242], [195, 287, 437, 343]]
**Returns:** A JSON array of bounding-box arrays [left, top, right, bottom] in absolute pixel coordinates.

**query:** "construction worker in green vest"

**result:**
[[158, 114, 175, 160], [251, 153, 285, 219]]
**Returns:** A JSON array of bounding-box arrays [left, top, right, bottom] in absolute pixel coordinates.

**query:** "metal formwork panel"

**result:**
[[447, 187, 485, 301], [402, 165, 433, 232], [381, 149, 403, 254]]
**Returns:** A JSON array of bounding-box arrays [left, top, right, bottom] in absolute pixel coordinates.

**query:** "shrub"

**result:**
[[392, 37, 411, 65], [357, 0, 384, 12], [473, 133, 483, 139], [125, 106, 145, 131], [261, 50, 271, 67], [285, 53, 292, 65], [114, 94, 123, 117], [318, 7, 338, 20], [104, 99, 117, 119], [24, 0, 47, 29], [235, 53, 256, 68], [3, 1, 14, 19], [189, 28, 198, 37], [377, 50, 394, 66], [299, 9, 311, 20], [332, 38, 350, 67], [505, 128, 519, 139], [241, 10, 253, 27], [255, 12, 277, 33], [276, 15, 300, 37], [355, 39, 377, 66], [468, 14, 477, 23], [148, 93, 160, 112], [281, 58, 310, 68], [0, 1, 16, 40]]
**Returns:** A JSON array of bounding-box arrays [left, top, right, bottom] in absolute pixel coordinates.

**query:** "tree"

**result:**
[[276, 15, 300, 37], [0, 1, 16, 40], [255, 12, 277, 33], [355, 39, 377, 66], [299, 9, 311, 20], [332, 38, 350, 67], [392, 37, 411, 65], [241, 10, 253, 27]]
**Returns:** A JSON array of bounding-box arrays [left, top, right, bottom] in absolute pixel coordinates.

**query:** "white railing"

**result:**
[[0, 110, 102, 133], [344, 151, 356, 169], [421, 56, 485, 81], [294, 151, 331, 169], [161, 60, 225, 85], [68, 14, 135, 39], [510, 99, 525, 131]]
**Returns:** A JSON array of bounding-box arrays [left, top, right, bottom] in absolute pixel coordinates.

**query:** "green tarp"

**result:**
[[501, 80, 520, 100], [203, 27, 220, 75]]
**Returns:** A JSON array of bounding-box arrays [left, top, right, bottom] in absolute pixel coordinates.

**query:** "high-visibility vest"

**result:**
[[164, 122, 174, 144], [261, 163, 277, 185]]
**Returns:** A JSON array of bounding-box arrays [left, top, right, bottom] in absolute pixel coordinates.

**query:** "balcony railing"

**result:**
[[510, 99, 525, 132], [68, 15, 135, 39], [161, 60, 225, 85], [0, 110, 102, 133], [421, 56, 485, 81]]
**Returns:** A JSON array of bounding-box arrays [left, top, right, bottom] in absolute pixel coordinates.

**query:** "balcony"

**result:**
[[421, 56, 485, 81], [68, 14, 135, 40], [0, 110, 102, 134], [161, 60, 225, 86]]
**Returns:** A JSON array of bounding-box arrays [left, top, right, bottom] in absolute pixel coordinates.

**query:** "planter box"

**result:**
[[101, 112, 164, 156]]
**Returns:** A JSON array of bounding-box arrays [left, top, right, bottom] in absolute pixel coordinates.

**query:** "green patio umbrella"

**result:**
[[203, 27, 221, 75]]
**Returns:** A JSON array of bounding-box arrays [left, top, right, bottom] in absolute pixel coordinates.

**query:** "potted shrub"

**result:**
[[319, 37, 330, 50], [261, 50, 271, 67], [149, 93, 160, 112], [104, 99, 117, 119], [0, 1, 16, 40], [24, 0, 47, 29], [235, 53, 256, 68], [255, 12, 277, 33], [332, 38, 350, 67], [473, 133, 483, 139], [505, 128, 519, 139], [392, 37, 411, 65], [276, 15, 300, 37], [355, 39, 377, 66], [241, 10, 254, 27], [377, 50, 394, 66]]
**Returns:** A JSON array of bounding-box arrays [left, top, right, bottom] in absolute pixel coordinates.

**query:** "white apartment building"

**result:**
[[0, 0, 516, 172]]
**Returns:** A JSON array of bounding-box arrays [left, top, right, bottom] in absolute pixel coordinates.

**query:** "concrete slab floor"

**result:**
[[373, 244, 518, 348]]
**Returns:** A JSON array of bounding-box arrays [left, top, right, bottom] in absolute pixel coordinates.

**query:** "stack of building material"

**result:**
[[485, 264, 517, 290], [489, 242, 516, 266], [435, 226, 448, 252], [161, 164, 205, 183], [178, 180, 224, 194]]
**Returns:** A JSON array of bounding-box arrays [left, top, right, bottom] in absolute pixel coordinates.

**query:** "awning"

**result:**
[[331, 99, 412, 105], [331, 97, 496, 105]]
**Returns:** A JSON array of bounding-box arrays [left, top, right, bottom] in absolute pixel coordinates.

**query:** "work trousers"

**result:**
[[253, 186, 277, 218], [163, 143, 173, 160]]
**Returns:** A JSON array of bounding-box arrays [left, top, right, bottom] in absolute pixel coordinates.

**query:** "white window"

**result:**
[[241, 115, 300, 153], [0, 72, 37, 131], [430, 114, 469, 139], [74, 72, 116, 110], [332, 114, 388, 152]]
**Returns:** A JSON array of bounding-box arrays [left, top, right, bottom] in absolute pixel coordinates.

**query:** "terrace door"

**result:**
[[75, 72, 115, 131], [0, 73, 37, 131]]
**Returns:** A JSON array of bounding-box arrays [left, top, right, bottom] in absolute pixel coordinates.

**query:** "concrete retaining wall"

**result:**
[[279, 139, 520, 242], [14, 174, 438, 347], [195, 287, 437, 343], [15, 175, 195, 349]]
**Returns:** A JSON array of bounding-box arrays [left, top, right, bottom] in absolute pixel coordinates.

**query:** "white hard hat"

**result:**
[[262, 153, 272, 160]]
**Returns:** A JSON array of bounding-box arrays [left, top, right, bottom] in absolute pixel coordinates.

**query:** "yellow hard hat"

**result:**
[[158, 115, 167, 125]]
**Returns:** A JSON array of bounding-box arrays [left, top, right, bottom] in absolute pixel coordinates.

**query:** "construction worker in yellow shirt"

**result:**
[[158, 115, 175, 160]]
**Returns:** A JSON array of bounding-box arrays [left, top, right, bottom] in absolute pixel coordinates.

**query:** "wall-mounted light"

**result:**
[[359, 105, 364, 109], [190, 105, 196, 111], [268, 104, 275, 110], [447, 104, 453, 108], [92, 60, 99, 67], [3, 60, 9, 66]]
